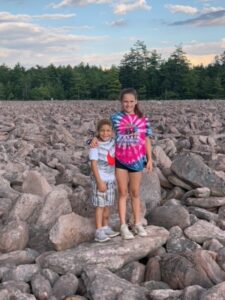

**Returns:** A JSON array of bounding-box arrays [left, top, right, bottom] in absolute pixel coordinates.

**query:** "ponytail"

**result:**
[[134, 103, 143, 118], [120, 88, 143, 118]]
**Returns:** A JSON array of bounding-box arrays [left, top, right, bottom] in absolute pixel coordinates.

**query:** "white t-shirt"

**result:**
[[89, 138, 115, 182]]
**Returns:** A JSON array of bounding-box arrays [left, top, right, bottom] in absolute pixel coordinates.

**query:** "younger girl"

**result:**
[[89, 119, 119, 242], [111, 88, 153, 239]]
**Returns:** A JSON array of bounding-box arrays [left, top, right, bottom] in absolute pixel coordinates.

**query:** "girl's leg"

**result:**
[[129, 171, 147, 237], [129, 171, 142, 224], [103, 207, 110, 227], [95, 207, 104, 229], [115, 168, 129, 225], [95, 207, 111, 242]]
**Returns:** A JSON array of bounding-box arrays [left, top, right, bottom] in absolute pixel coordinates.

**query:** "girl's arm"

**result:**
[[145, 137, 153, 173], [91, 160, 107, 192], [90, 137, 99, 148]]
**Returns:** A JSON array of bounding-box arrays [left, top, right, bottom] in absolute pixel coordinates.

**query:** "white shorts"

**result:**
[[91, 180, 115, 207]]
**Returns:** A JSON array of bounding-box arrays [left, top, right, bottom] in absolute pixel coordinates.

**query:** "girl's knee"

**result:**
[[118, 191, 128, 199], [130, 189, 140, 199]]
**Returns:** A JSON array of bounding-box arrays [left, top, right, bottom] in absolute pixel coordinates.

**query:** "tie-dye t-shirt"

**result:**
[[111, 112, 152, 171]]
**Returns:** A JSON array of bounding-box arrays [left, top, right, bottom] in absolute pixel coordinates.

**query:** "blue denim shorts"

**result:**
[[115, 159, 143, 173]]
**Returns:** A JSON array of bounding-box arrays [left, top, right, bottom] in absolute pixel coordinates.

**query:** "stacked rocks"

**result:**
[[1, 100, 225, 299]]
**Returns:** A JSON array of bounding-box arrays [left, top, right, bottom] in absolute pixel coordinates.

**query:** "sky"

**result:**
[[0, 0, 224, 68]]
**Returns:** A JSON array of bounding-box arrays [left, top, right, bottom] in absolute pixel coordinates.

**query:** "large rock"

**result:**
[[140, 170, 161, 213], [0, 198, 12, 220], [2, 264, 40, 282], [0, 176, 19, 200], [166, 226, 200, 254], [184, 196, 225, 208], [181, 285, 206, 300], [147, 205, 190, 229], [22, 170, 52, 197], [152, 146, 172, 169], [184, 220, 225, 245], [160, 250, 225, 289], [37, 226, 169, 275], [115, 261, 145, 284], [0, 249, 38, 265], [31, 273, 52, 300], [35, 186, 72, 230], [171, 153, 225, 196], [8, 193, 43, 223], [187, 206, 218, 223], [200, 281, 225, 300], [49, 212, 95, 251], [52, 273, 79, 300], [146, 289, 182, 300], [82, 266, 148, 300], [0, 220, 29, 253]]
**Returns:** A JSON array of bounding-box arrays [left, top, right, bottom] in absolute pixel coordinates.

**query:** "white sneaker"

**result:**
[[120, 224, 134, 240], [133, 224, 147, 237], [94, 229, 111, 243], [103, 226, 120, 238]]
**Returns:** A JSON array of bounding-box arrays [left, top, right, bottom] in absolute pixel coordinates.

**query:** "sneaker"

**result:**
[[133, 224, 147, 237], [120, 224, 134, 240], [94, 229, 111, 243], [103, 226, 120, 238]]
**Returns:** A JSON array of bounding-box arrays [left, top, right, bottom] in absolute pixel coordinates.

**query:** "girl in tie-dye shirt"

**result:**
[[111, 88, 153, 240]]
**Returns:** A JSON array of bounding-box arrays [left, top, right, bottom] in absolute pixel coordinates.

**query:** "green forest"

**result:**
[[0, 41, 225, 100]]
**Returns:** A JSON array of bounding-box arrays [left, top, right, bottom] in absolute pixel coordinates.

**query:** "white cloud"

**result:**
[[0, 11, 31, 23], [34, 13, 76, 20], [202, 6, 224, 14], [165, 4, 198, 15], [198, 0, 214, 2], [0, 11, 76, 23], [51, 0, 112, 9], [51, 0, 151, 15], [0, 11, 107, 69], [113, 0, 151, 15], [0, 19, 108, 69], [155, 39, 225, 66], [106, 19, 126, 27]]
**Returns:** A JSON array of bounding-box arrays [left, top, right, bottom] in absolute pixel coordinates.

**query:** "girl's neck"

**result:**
[[122, 110, 135, 115], [98, 137, 111, 142]]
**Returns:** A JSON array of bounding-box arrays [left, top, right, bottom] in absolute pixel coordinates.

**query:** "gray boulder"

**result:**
[[38, 226, 169, 275], [171, 153, 225, 196], [82, 266, 148, 300]]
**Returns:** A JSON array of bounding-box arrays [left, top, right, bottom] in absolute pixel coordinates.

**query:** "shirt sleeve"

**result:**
[[89, 148, 98, 161], [146, 117, 153, 137]]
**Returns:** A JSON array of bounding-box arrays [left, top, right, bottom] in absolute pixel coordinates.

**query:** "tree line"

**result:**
[[0, 41, 225, 100]]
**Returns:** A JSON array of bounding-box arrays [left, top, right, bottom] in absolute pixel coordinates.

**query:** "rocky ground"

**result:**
[[1, 100, 225, 299]]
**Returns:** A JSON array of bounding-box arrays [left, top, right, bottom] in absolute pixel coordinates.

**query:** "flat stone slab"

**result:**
[[171, 153, 225, 196], [37, 226, 169, 275], [185, 197, 225, 208], [184, 220, 225, 245]]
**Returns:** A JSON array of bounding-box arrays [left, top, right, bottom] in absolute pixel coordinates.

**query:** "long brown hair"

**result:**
[[119, 88, 143, 118]]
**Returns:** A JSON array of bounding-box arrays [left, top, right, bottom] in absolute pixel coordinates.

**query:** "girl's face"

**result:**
[[121, 93, 137, 114], [98, 124, 113, 142]]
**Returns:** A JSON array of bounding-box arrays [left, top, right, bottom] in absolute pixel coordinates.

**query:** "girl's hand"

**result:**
[[90, 137, 99, 148], [146, 159, 153, 173], [97, 181, 107, 192]]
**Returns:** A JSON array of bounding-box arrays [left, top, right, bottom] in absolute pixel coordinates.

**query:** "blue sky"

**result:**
[[0, 0, 224, 68]]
